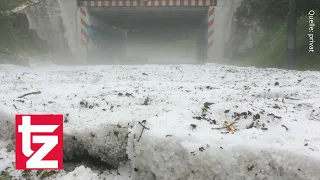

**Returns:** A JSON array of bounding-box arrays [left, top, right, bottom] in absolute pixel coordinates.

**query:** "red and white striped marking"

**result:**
[[207, 6, 214, 49], [79, 7, 88, 48], [80, 0, 216, 6]]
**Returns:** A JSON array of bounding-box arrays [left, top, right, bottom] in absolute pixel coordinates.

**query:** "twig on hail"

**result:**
[[212, 121, 236, 133], [137, 120, 150, 142], [18, 91, 41, 98]]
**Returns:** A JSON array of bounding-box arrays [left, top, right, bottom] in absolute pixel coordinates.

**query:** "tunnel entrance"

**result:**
[[77, 1, 216, 64]]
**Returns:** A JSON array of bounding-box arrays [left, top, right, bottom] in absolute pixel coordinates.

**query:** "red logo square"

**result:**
[[15, 114, 63, 170]]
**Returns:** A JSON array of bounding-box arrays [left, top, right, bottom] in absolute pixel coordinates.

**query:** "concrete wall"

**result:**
[[209, 0, 240, 62], [57, 0, 78, 58], [209, 0, 264, 62], [217, 0, 264, 60], [22, 0, 73, 62]]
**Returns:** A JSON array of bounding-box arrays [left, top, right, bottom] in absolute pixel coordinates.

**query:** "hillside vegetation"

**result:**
[[233, 0, 320, 70], [0, 0, 47, 63]]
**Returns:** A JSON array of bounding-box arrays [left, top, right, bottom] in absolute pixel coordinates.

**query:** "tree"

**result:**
[[233, 0, 320, 69], [236, 0, 319, 31]]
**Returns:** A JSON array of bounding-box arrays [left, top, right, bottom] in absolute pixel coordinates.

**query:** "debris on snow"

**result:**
[[0, 64, 320, 180], [17, 91, 42, 98]]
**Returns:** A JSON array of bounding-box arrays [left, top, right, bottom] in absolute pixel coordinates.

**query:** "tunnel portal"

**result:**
[[76, 0, 216, 64]]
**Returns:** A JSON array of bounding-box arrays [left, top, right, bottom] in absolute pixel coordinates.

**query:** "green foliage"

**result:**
[[0, 170, 13, 180], [0, 0, 11, 11], [0, 0, 43, 62], [234, 0, 320, 70], [39, 170, 58, 180], [236, 15, 320, 70], [0, 0, 31, 11], [238, 0, 320, 31]]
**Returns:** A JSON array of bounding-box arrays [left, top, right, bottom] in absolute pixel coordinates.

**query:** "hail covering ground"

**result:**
[[0, 63, 320, 180]]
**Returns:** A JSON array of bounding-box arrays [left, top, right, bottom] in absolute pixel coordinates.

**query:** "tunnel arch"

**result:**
[[76, 0, 217, 64]]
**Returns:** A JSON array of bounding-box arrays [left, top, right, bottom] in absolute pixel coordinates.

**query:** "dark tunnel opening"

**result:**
[[86, 7, 208, 64]]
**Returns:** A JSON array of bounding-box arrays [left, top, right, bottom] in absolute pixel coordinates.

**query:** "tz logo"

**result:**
[[15, 115, 63, 170]]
